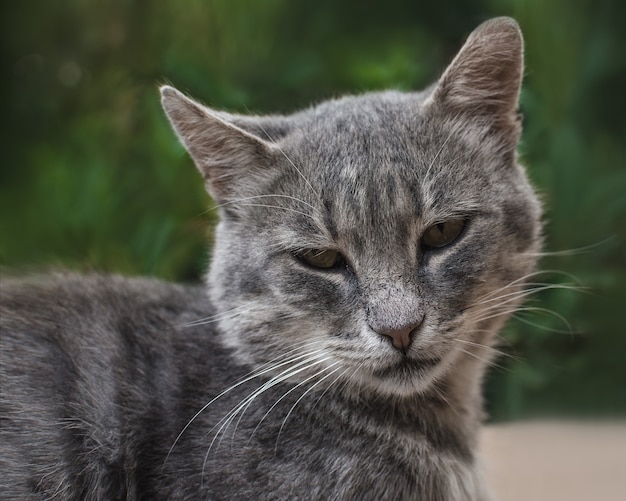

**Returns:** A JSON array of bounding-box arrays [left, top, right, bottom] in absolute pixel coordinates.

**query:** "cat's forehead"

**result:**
[[285, 91, 474, 177], [297, 91, 423, 146], [280, 91, 489, 210]]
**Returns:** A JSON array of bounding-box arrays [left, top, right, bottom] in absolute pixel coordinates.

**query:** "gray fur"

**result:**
[[1, 18, 541, 500]]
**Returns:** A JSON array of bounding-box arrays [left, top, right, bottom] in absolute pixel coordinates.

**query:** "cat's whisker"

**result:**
[[467, 306, 526, 325], [307, 364, 357, 416], [273, 364, 344, 452], [469, 283, 585, 309], [202, 351, 330, 448], [464, 290, 532, 314], [314, 365, 352, 403], [512, 308, 577, 335], [518, 236, 615, 257], [244, 361, 341, 448], [201, 352, 333, 482], [214, 346, 330, 448], [236, 203, 316, 219], [465, 290, 545, 316], [229, 358, 336, 445], [197, 350, 328, 489], [455, 347, 509, 372], [452, 338, 520, 362], [437, 154, 466, 173], [471, 329, 514, 350], [463, 280, 585, 321], [248, 339, 328, 372], [425, 128, 455, 179], [227, 357, 334, 439], [336, 360, 369, 399], [254, 122, 322, 201], [164, 343, 328, 468], [177, 303, 259, 328], [472, 269, 584, 305], [466, 300, 538, 319], [207, 194, 321, 216], [469, 302, 576, 336], [430, 381, 461, 418]]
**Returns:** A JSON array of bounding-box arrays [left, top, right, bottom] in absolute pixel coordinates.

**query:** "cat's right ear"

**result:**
[[160, 86, 275, 202]]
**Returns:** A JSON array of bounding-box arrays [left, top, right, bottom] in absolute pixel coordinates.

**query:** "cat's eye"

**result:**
[[296, 249, 344, 270], [421, 219, 466, 249]]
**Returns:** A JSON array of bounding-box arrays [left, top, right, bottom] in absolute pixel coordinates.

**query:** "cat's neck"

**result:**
[[329, 360, 487, 451]]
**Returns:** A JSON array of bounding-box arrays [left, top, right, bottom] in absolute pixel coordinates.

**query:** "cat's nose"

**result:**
[[376, 321, 422, 353]]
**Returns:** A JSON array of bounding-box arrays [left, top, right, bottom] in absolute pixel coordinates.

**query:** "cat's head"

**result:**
[[162, 17, 541, 398]]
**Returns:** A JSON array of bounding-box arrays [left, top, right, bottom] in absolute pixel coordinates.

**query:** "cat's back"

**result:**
[[0, 273, 209, 368], [0, 273, 212, 499]]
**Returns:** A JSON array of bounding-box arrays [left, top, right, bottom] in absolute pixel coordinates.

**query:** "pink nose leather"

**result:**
[[378, 324, 417, 352]]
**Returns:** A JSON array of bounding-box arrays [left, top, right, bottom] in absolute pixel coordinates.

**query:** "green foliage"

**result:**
[[484, 0, 626, 419], [1, 0, 624, 420]]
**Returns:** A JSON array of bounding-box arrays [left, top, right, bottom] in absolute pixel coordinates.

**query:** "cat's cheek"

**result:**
[[419, 253, 486, 315]]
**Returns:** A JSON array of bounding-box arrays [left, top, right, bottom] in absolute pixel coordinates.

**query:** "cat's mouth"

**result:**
[[372, 355, 441, 379]]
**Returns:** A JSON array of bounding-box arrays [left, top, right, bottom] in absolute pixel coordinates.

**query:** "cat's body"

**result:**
[[1, 18, 541, 500], [0, 274, 485, 500]]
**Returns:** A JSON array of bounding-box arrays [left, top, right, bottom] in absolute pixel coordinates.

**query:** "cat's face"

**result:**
[[162, 18, 542, 397]]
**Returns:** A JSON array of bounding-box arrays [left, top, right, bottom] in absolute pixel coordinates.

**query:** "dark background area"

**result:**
[[1, 0, 624, 421]]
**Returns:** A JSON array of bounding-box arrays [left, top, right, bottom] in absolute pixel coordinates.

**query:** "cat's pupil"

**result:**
[[297, 249, 343, 270]]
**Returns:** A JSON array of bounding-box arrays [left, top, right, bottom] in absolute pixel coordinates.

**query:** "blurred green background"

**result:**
[[1, 0, 624, 421]]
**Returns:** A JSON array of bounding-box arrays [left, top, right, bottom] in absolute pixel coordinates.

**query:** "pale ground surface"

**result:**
[[481, 421, 626, 501]]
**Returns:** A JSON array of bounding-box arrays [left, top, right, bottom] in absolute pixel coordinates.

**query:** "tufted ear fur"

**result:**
[[160, 85, 278, 203], [427, 17, 524, 149]]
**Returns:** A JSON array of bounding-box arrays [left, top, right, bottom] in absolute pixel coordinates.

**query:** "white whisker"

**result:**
[[474, 270, 583, 305], [519, 237, 615, 257], [431, 381, 461, 418], [209, 194, 320, 215], [512, 308, 577, 335], [176, 303, 258, 328], [467, 306, 522, 325], [200, 351, 332, 482], [198, 350, 329, 490], [308, 365, 355, 416], [425, 129, 455, 179], [217, 353, 332, 448], [163, 343, 327, 468], [254, 122, 322, 201], [244, 361, 341, 447], [470, 283, 585, 309], [455, 347, 508, 372], [452, 338, 519, 362], [237, 203, 315, 219], [274, 365, 344, 451]]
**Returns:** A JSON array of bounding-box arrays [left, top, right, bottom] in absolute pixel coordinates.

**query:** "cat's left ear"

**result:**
[[426, 17, 524, 149], [160, 85, 279, 203]]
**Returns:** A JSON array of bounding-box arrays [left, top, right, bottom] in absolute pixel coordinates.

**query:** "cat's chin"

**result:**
[[352, 354, 449, 397], [373, 356, 442, 378]]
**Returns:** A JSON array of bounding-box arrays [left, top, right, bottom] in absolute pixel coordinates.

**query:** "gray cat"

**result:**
[[0, 17, 541, 500]]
